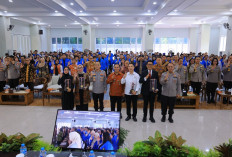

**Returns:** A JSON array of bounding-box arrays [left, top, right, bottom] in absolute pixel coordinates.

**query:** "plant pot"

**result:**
[[0, 152, 18, 157]]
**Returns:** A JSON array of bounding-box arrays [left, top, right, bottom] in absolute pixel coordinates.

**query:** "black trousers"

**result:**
[[110, 96, 122, 112], [92, 93, 104, 111], [223, 81, 232, 91], [191, 81, 202, 95], [181, 84, 187, 91], [125, 95, 138, 118], [143, 92, 155, 118], [206, 82, 218, 101], [0, 81, 6, 92], [24, 82, 34, 91], [161, 95, 176, 116], [8, 78, 19, 89], [157, 82, 162, 100]]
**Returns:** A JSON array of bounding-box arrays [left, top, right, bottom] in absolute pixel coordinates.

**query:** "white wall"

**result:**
[[95, 28, 143, 37], [40, 26, 48, 52], [154, 28, 189, 38], [51, 28, 82, 37], [209, 27, 220, 55], [10, 19, 31, 55], [11, 19, 30, 36], [189, 27, 199, 53]]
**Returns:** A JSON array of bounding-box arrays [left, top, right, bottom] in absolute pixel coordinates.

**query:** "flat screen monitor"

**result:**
[[52, 110, 121, 151]]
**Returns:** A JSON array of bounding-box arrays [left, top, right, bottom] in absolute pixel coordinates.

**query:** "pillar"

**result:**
[[30, 24, 42, 52], [225, 16, 232, 55], [82, 24, 91, 51], [142, 24, 154, 52], [199, 24, 211, 53], [0, 16, 12, 56]]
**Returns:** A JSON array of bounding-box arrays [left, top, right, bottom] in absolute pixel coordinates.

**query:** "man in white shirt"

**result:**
[[121, 63, 140, 122]]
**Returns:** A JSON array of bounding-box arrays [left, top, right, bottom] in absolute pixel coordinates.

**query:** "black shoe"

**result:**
[[142, 117, 146, 122], [120, 115, 122, 119], [149, 117, 155, 123], [207, 100, 211, 104], [168, 115, 174, 123], [133, 117, 137, 122], [229, 101, 232, 104], [161, 115, 166, 122], [125, 116, 131, 121]]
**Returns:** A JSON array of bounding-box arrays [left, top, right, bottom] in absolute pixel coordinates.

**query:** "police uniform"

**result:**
[[206, 65, 221, 103], [189, 64, 206, 95], [222, 63, 232, 91], [174, 65, 188, 90], [160, 72, 181, 123], [153, 64, 166, 101], [222, 63, 232, 103], [89, 70, 107, 111], [0, 63, 6, 92]]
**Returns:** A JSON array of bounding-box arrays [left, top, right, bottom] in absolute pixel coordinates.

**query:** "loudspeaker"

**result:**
[[39, 30, 43, 35], [7, 25, 14, 31]]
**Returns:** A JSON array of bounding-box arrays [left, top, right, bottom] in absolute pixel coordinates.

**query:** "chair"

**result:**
[[47, 75, 62, 91], [34, 77, 47, 97]]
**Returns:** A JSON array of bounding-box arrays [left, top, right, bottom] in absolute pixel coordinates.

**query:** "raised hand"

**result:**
[[123, 73, 127, 79]]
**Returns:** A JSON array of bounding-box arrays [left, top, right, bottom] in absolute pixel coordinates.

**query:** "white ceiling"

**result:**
[[0, 0, 232, 28]]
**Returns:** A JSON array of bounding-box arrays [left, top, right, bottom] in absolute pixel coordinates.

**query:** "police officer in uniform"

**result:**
[[189, 56, 206, 95], [174, 58, 188, 91], [206, 58, 221, 104], [160, 63, 181, 123], [222, 55, 232, 104], [89, 61, 107, 111]]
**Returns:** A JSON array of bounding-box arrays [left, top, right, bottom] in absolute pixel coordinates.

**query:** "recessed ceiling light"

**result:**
[[113, 10, 117, 13], [70, 2, 74, 6], [116, 24, 119, 27], [230, 9, 232, 11], [80, 10, 83, 13], [96, 25, 98, 27], [151, 17, 154, 19], [173, 9, 178, 12], [148, 10, 151, 13], [55, 10, 58, 13], [153, 2, 157, 5], [9, 0, 13, 2], [48, 25, 51, 27], [111, 0, 115, 2], [65, 25, 67, 27], [4, 11, 7, 13], [75, 21, 77, 23]]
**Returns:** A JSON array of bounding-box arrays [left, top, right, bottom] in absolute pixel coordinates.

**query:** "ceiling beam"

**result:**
[[74, 0, 87, 11]]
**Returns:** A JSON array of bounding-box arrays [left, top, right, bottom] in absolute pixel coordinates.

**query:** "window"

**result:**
[[95, 37, 142, 53], [154, 37, 188, 54], [219, 36, 226, 51], [70, 37, 77, 50], [51, 37, 83, 52]]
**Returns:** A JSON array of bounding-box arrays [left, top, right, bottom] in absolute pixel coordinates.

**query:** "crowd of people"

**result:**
[[0, 49, 231, 123], [53, 126, 119, 151]]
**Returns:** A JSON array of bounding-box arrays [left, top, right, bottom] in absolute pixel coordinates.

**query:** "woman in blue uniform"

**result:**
[[99, 132, 114, 150]]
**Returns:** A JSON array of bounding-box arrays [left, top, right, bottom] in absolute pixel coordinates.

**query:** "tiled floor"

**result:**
[[0, 105, 232, 151]]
